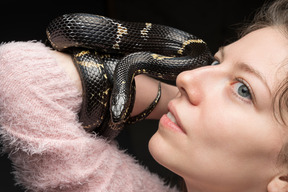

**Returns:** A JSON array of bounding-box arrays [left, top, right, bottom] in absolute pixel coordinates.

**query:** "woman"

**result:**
[[0, 0, 288, 191]]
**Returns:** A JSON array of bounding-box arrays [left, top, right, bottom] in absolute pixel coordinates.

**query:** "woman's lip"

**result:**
[[160, 114, 186, 134], [161, 101, 186, 134]]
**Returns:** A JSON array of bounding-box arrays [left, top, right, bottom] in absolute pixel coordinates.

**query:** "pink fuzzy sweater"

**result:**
[[0, 42, 178, 192]]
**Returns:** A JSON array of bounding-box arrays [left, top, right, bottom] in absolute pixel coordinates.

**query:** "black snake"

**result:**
[[46, 13, 213, 139]]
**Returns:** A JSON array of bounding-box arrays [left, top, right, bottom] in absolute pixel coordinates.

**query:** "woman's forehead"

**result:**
[[222, 27, 288, 90]]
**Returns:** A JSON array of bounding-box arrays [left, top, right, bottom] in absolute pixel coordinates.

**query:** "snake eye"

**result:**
[[211, 60, 220, 66]]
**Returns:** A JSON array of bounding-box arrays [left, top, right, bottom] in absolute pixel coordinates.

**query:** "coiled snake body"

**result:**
[[46, 13, 213, 139]]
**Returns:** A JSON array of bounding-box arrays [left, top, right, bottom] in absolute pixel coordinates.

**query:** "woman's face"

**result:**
[[149, 27, 288, 191]]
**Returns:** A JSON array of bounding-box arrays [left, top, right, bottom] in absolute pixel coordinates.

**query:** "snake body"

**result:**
[[46, 13, 213, 138]]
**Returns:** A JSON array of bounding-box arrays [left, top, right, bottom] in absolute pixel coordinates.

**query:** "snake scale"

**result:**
[[46, 13, 213, 139]]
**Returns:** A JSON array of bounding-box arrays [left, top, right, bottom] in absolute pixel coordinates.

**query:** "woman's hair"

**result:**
[[239, 0, 288, 38], [239, 0, 288, 170]]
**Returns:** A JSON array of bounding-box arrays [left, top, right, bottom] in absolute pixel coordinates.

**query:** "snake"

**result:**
[[46, 13, 213, 139]]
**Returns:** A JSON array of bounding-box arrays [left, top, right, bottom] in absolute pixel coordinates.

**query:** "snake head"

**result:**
[[111, 93, 127, 124]]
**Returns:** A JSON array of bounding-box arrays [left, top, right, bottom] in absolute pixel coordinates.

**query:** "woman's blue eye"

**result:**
[[211, 60, 220, 66], [233, 82, 252, 100]]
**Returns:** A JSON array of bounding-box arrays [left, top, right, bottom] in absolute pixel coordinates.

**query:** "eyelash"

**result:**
[[231, 78, 255, 105], [211, 59, 256, 105]]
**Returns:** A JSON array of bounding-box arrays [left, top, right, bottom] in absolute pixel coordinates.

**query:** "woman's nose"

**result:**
[[176, 66, 218, 106]]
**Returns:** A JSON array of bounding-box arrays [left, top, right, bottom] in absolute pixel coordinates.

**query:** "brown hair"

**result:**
[[239, 0, 288, 170], [239, 0, 288, 38]]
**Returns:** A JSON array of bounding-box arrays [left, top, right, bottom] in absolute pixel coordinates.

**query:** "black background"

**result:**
[[0, 0, 268, 191]]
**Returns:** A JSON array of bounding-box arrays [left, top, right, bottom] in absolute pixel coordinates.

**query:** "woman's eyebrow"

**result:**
[[219, 46, 272, 96], [237, 63, 271, 95]]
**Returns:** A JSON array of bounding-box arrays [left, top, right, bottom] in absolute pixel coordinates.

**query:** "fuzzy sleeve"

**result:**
[[0, 42, 178, 192]]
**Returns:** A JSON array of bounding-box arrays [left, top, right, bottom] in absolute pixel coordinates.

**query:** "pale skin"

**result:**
[[52, 26, 288, 191]]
